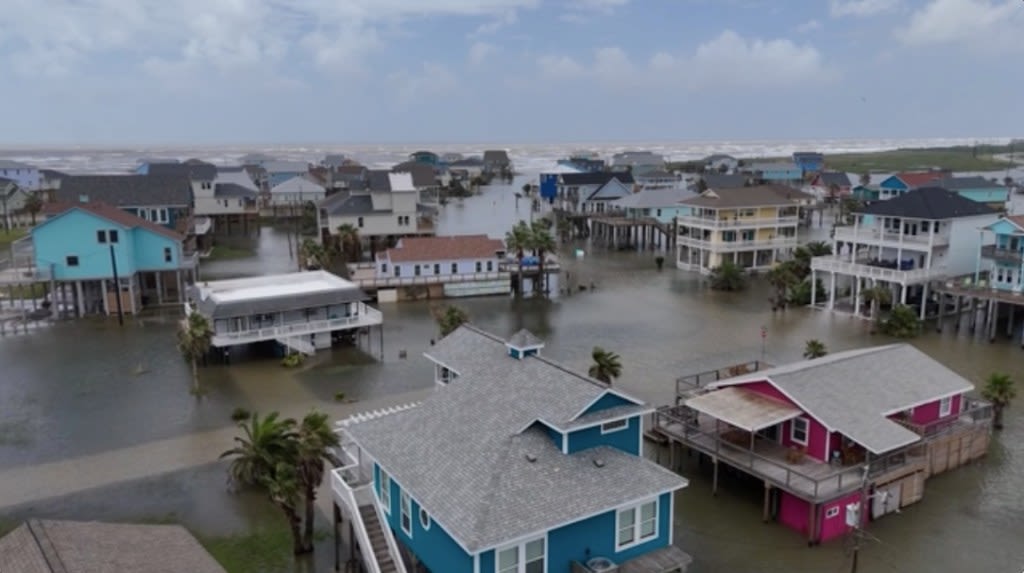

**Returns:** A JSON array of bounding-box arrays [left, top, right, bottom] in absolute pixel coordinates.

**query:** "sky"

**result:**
[[0, 0, 1021, 145]]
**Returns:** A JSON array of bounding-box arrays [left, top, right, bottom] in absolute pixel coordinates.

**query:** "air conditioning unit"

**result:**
[[586, 557, 619, 573]]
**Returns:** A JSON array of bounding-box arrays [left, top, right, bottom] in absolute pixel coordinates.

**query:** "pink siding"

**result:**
[[779, 491, 865, 543], [819, 491, 864, 542], [736, 380, 795, 406], [778, 492, 810, 536], [909, 394, 962, 425], [733, 380, 831, 462]]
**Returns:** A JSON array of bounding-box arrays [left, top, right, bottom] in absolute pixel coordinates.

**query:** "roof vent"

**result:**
[[592, 458, 605, 468], [525, 453, 537, 463]]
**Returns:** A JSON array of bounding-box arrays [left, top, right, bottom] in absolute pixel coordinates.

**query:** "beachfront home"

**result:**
[[1, 180, 35, 229], [703, 154, 738, 173], [0, 519, 228, 573], [557, 171, 635, 212], [934, 176, 1009, 208], [392, 162, 441, 194], [323, 154, 349, 169], [269, 175, 327, 207], [448, 157, 485, 181], [877, 171, 946, 200], [809, 172, 852, 200], [357, 235, 509, 300], [482, 149, 512, 175], [192, 167, 260, 235], [636, 170, 679, 190], [0, 160, 40, 190], [186, 270, 382, 357], [33, 202, 196, 316], [317, 171, 436, 250], [658, 345, 991, 544], [558, 151, 605, 173], [792, 152, 824, 173], [675, 185, 802, 274], [263, 161, 312, 188], [611, 187, 695, 224], [851, 185, 880, 202], [747, 162, 803, 185], [811, 187, 998, 319], [53, 175, 194, 241], [698, 174, 748, 191], [408, 150, 440, 166], [611, 151, 665, 175], [976, 215, 1024, 294], [330, 325, 692, 573], [582, 178, 636, 214]]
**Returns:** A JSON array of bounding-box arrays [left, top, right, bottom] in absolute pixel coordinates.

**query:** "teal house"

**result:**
[[748, 162, 802, 184], [979, 215, 1024, 292], [877, 171, 946, 200], [330, 326, 691, 573], [33, 203, 196, 317], [935, 176, 1009, 208], [610, 187, 695, 224]]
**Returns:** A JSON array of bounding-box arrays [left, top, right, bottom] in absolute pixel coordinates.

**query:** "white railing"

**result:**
[[354, 271, 509, 289], [277, 336, 316, 355], [811, 256, 947, 283], [180, 251, 200, 269], [676, 236, 798, 252], [833, 226, 948, 247], [211, 307, 383, 347], [330, 464, 407, 573], [676, 215, 799, 229]]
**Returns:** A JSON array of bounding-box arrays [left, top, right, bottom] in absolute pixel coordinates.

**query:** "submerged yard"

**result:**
[[0, 228, 26, 251], [823, 146, 1017, 173]]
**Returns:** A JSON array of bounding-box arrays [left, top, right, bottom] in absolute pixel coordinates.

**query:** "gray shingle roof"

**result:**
[[701, 174, 748, 189], [507, 328, 543, 349], [0, 159, 33, 169], [612, 187, 695, 209], [391, 162, 437, 188], [860, 187, 996, 219], [713, 344, 974, 454], [0, 519, 227, 573], [348, 326, 682, 552], [681, 185, 803, 209], [55, 174, 191, 207], [560, 172, 635, 186], [320, 192, 377, 216], [147, 161, 217, 181], [816, 172, 851, 187], [214, 183, 258, 198], [934, 176, 1004, 190], [748, 162, 799, 172], [483, 150, 510, 165]]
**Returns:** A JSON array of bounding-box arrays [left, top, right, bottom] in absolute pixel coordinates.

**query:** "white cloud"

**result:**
[[539, 31, 835, 90], [797, 19, 822, 33], [903, 0, 1021, 52], [830, 0, 900, 17], [561, 0, 629, 22], [388, 62, 458, 103], [468, 42, 496, 65]]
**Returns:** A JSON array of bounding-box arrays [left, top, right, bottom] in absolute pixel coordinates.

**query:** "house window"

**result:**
[[159, 209, 168, 223], [97, 230, 107, 243], [419, 507, 430, 530], [394, 266, 401, 277], [617, 500, 658, 549], [475, 261, 482, 272], [433, 263, 440, 274], [939, 396, 953, 417], [825, 506, 840, 519], [378, 470, 392, 514], [791, 417, 809, 446], [108, 230, 119, 244], [381, 263, 388, 275], [66, 255, 79, 267], [414, 265, 421, 276], [357, 217, 364, 228], [497, 538, 545, 573], [601, 419, 629, 434], [451, 263, 458, 274], [400, 490, 412, 536]]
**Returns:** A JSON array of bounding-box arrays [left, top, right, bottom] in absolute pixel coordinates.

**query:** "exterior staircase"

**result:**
[[359, 505, 400, 573], [277, 335, 315, 355]]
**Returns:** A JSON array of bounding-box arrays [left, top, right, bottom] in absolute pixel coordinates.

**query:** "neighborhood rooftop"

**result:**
[[559, 171, 635, 186], [710, 344, 974, 454], [860, 186, 996, 219], [344, 325, 685, 552], [384, 235, 505, 263], [701, 174, 748, 189], [612, 187, 696, 209], [189, 270, 367, 319], [55, 174, 191, 207], [41, 201, 184, 241], [680, 185, 806, 208]]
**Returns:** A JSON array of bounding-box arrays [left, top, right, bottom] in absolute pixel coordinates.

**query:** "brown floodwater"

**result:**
[[0, 181, 1021, 572]]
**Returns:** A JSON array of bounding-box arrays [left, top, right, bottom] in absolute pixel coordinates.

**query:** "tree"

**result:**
[[23, 193, 43, 225], [505, 221, 532, 296], [556, 217, 573, 242], [1003, 176, 1015, 188], [335, 223, 361, 263], [792, 241, 832, 280], [696, 178, 709, 193], [766, 261, 800, 310], [529, 221, 556, 295], [432, 304, 469, 337], [588, 346, 622, 385], [839, 197, 863, 225], [296, 411, 341, 550], [220, 412, 306, 554], [803, 339, 828, 359], [981, 372, 1016, 430], [788, 278, 826, 306], [827, 183, 840, 204], [861, 284, 892, 323], [879, 304, 922, 338], [177, 312, 212, 394], [859, 172, 871, 187], [299, 238, 328, 271], [709, 260, 747, 291]]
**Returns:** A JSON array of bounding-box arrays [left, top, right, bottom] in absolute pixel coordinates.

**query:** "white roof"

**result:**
[[542, 164, 583, 175], [686, 386, 803, 432], [271, 175, 325, 194], [197, 270, 356, 303], [387, 172, 415, 192]]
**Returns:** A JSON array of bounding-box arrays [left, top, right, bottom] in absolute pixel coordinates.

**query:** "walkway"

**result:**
[[0, 388, 434, 512]]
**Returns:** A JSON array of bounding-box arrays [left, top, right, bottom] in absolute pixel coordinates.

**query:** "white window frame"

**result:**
[[496, 536, 546, 573], [825, 506, 840, 519], [600, 419, 629, 434], [939, 396, 953, 418], [378, 470, 392, 515], [790, 417, 809, 446], [400, 490, 412, 536], [615, 499, 658, 551]]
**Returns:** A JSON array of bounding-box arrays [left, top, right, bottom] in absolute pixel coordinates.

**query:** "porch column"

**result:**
[[156, 272, 164, 305], [763, 483, 772, 523], [176, 270, 184, 303], [74, 280, 84, 317], [101, 279, 109, 315], [333, 504, 342, 572], [851, 215, 859, 263], [828, 271, 836, 310], [810, 270, 818, 307], [128, 275, 138, 314], [900, 283, 908, 305], [854, 276, 862, 316], [989, 300, 999, 342], [1007, 304, 1015, 337], [919, 283, 929, 320]]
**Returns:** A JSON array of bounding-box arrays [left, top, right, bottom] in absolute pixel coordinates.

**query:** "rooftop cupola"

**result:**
[[505, 329, 544, 360]]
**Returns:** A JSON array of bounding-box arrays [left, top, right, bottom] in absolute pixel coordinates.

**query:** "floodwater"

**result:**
[[1, 180, 1022, 572]]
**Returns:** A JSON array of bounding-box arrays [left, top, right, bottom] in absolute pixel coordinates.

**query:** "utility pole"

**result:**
[[849, 465, 872, 573], [109, 244, 124, 326]]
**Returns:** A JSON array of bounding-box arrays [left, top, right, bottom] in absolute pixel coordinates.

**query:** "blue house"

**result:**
[[791, 152, 824, 173], [330, 326, 691, 573], [978, 215, 1024, 293], [408, 150, 441, 167], [748, 162, 803, 184], [32, 203, 196, 317], [935, 176, 1009, 207], [52, 174, 193, 234], [876, 171, 946, 200]]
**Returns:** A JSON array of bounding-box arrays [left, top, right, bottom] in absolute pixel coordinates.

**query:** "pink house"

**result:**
[[661, 344, 991, 544]]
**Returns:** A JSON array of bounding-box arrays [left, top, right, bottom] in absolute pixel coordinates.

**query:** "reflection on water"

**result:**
[[0, 184, 1021, 573]]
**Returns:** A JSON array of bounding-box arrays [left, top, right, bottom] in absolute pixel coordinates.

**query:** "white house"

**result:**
[[703, 154, 739, 173], [0, 160, 40, 190], [610, 151, 665, 175], [811, 187, 999, 319], [582, 178, 635, 214], [365, 234, 510, 298], [317, 171, 435, 245], [269, 175, 327, 207], [1, 180, 35, 228], [557, 172, 635, 213]]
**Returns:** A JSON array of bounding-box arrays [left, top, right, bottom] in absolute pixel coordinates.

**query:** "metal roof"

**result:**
[[190, 270, 368, 319], [686, 386, 802, 432]]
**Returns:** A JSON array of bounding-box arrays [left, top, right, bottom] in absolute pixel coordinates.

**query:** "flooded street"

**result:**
[[1, 181, 1021, 572]]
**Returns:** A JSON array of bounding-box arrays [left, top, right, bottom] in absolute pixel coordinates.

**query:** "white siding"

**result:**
[[945, 215, 999, 275], [375, 256, 499, 278]]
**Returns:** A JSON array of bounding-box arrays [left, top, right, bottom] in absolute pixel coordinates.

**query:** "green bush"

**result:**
[[281, 353, 304, 368], [230, 407, 251, 422]]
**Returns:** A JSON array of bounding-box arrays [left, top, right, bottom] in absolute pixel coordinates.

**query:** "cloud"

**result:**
[[539, 31, 835, 90], [388, 62, 458, 103], [903, 0, 1021, 52], [468, 42, 496, 65], [797, 19, 822, 33], [562, 0, 629, 22], [830, 0, 900, 17]]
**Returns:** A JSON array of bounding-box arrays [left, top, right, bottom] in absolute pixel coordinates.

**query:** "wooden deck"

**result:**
[[571, 546, 693, 573]]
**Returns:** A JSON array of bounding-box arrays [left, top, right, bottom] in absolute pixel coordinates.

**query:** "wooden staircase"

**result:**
[[359, 504, 400, 573]]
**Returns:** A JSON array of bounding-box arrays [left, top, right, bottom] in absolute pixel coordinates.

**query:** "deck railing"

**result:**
[[676, 236, 798, 252], [810, 256, 947, 283], [892, 399, 994, 439], [352, 271, 510, 289], [676, 215, 799, 229], [675, 360, 768, 400], [211, 307, 383, 346], [981, 245, 1023, 265]]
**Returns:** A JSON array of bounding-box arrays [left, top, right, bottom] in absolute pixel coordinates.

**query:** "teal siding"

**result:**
[[581, 393, 636, 416], [878, 176, 907, 191], [957, 188, 1008, 204], [132, 228, 181, 271], [567, 416, 641, 455], [32, 210, 138, 280], [989, 219, 1021, 236], [375, 463, 473, 573]]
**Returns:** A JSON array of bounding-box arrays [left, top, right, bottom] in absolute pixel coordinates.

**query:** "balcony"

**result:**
[[811, 256, 946, 284], [352, 270, 510, 289], [209, 307, 383, 347], [677, 236, 798, 252], [981, 245, 1023, 265], [676, 215, 799, 229], [833, 226, 948, 248]]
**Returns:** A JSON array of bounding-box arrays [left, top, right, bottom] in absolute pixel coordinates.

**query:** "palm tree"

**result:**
[[588, 346, 622, 385], [530, 221, 556, 295], [336, 223, 361, 263], [981, 372, 1016, 430], [709, 260, 747, 291], [23, 193, 43, 225], [433, 304, 469, 337], [1002, 176, 1014, 188], [803, 339, 828, 359], [299, 238, 328, 271], [505, 221, 531, 296], [861, 284, 892, 323], [766, 261, 800, 310], [296, 411, 340, 550], [556, 217, 573, 242], [220, 412, 306, 554], [177, 312, 213, 394], [879, 304, 922, 338]]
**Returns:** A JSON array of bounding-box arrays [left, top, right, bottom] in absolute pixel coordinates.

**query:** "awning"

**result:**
[[685, 386, 803, 432]]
